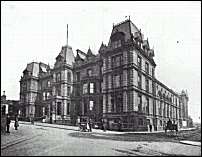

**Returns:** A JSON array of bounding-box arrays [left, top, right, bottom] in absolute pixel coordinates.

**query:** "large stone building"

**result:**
[[19, 18, 189, 131]]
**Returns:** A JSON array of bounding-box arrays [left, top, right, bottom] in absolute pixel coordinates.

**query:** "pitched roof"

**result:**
[[25, 62, 40, 77], [108, 19, 141, 45], [55, 45, 75, 66]]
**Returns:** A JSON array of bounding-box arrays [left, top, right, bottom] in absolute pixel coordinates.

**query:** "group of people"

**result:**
[[78, 118, 108, 132], [6, 114, 19, 133], [78, 118, 92, 132]]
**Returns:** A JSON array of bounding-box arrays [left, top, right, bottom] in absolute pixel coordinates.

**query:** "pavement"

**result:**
[[179, 140, 201, 146], [18, 120, 197, 134]]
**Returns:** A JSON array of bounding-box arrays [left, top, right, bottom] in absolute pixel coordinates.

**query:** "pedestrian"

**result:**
[[14, 114, 19, 130], [6, 114, 11, 133], [103, 119, 107, 132], [118, 120, 122, 132], [89, 119, 92, 132], [86, 121, 90, 132], [77, 117, 81, 131], [149, 124, 152, 132]]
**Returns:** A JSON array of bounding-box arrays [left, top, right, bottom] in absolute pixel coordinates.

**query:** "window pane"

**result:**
[[67, 103, 70, 114], [89, 101, 94, 111], [76, 72, 80, 81], [57, 102, 61, 115], [47, 81, 51, 87], [90, 83, 94, 93], [43, 92, 46, 100], [67, 86, 71, 96], [83, 83, 88, 94], [67, 72, 71, 82]]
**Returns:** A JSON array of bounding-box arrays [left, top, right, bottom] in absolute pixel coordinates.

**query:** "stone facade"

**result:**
[[19, 18, 189, 130]]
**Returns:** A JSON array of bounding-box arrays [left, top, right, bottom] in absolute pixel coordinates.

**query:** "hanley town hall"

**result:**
[[19, 18, 189, 131]]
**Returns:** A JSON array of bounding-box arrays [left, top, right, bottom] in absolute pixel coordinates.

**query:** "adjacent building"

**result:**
[[19, 18, 189, 131], [1, 91, 19, 132]]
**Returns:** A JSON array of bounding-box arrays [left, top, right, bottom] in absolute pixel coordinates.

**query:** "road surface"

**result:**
[[1, 123, 201, 156]]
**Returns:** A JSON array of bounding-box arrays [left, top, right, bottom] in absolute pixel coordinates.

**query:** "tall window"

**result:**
[[76, 72, 80, 81], [145, 62, 149, 74], [76, 85, 80, 96], [47, 80, 51, 87], [153, 100, 156, 115], [170, 106, 172, 118], [159, 101, 162, 116], [56, 73, 61, 82], [67, 103, 70, 114], [138, 94, 142, 112], [145, 78, 149, 92], [115, 74, 120, 87], [137, 56, 142, 68], [89, 101, 94, 111], [57, 102, 62, 115], [113, 74, 122, 88], [67, 86, 71, 96], [111, 96, 115, 112], [83, 83, 88, 94], [146, 97, 149, 115], [90, 83, 94, 93], [43, 92, 46, 100], [138, 73, 141, 89], [152, 68, 154, 77], [167, 104, 169, 118], [87, 69, 92, 76], [57, 86, 61, 96], [67, 72, 71, 82], [112, 55, 123, 68], [152, 82, 155, 94], [47, 92, 50, 99], [164, 103, 166, 117]]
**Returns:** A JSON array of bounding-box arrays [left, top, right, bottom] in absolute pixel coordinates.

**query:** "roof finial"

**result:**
[[3, 91, 5, 95], [129, 15, 130, 21]]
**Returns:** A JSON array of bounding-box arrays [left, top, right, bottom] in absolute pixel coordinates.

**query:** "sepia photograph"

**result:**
[[1, 1, 201, 156]]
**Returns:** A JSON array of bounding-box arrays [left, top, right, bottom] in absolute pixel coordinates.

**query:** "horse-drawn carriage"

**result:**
[[165, 119, 178, 133]]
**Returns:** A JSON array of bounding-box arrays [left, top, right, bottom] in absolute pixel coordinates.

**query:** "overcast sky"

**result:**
[[1, 1, 201, 123]]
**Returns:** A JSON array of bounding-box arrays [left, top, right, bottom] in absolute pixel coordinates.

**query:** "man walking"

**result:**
[[6, 114, 11, 133], [14, 114, 19, 130]]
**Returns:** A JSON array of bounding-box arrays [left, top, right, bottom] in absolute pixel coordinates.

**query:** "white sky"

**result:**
[[1, 1, 201, 123]]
